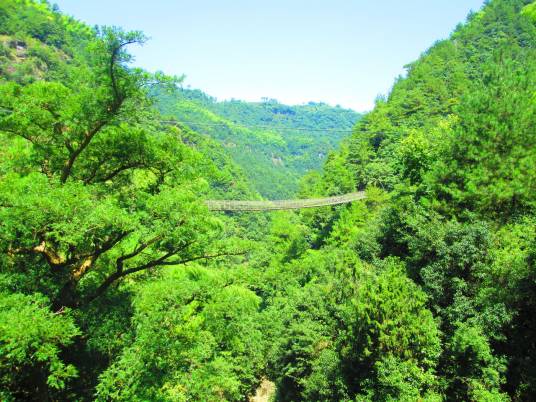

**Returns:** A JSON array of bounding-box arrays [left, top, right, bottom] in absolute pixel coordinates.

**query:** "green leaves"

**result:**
[[0, 292, 80, 398], [261, 245, 441, 400], [342, 259, 441, 397], [522, 1, 536, 22], [437, 50, 536, 218], [96, 267, 265, 401], [2, 0, 536, 400], [446, 322, 507, 400], [0, 172, 133, 249]]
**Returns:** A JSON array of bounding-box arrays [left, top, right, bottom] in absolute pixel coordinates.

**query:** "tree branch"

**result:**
[[151, 252, 246, 267], [109, 39, 137, 107], [85, 249, 243, 305], [0, 126, 39, 146], [84, 161, 144, 184], [83, 157, 108, 184], [60, 39, 138, 184], [33, 241, 65, 267], [60, 120, 109, 183], [70, 231, 131, 281], [8, 241, 67, 267], [9, 230, 130, 279], [115, 234, 164, 272], [100, 162, 144, 182]]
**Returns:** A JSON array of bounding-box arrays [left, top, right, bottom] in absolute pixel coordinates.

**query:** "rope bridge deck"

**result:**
[[205, 191, 366, 211]]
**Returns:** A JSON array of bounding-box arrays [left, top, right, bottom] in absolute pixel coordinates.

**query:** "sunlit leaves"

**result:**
[[96, 267, 265, 401], [0, 292, 80, 398]]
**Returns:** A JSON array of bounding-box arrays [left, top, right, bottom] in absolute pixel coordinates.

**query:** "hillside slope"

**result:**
[[2, 0, 536, 401], [157, 88, 361, 198], [274, 0, 536, 399]]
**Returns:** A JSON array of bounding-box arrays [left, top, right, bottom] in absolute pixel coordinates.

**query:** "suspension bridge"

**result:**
[[205, 191, 366, 211]]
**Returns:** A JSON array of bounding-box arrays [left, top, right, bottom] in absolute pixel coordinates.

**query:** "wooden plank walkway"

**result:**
[[205, 191, 366, 211]]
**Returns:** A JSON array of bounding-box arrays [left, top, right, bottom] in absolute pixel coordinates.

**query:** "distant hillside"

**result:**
[[156, 88, 361, 198], [0, 8, 258, 203]]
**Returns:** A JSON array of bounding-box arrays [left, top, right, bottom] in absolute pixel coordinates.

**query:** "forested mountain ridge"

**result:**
[[157, 88, 361, 198], [1, 0, 536, 401], [283, 0, 536, 399]]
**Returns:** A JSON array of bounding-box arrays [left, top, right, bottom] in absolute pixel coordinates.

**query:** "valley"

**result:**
[[0, 1, 536, 401]]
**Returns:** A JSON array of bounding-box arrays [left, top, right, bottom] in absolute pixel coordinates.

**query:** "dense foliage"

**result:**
[[157, 88, 361, 198], [1, 0, 536, 401]]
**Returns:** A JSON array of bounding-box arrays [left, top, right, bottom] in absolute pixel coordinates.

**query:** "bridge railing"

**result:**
[[205, 191, 366, 211]]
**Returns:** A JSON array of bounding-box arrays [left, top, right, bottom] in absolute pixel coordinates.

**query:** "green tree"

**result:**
[[95, 267, 265, 401], [431, 49, 536, 219], [0, 18, 241, 398], [0, 292, 80, 400]]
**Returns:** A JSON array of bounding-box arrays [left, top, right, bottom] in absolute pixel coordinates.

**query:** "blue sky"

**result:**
[[54, 1, 485, 111]]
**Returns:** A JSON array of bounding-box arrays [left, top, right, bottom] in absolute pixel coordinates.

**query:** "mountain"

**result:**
[[2, 0, 536, 401], [276, 0, 536, 399], [156, 88, 361, 198]]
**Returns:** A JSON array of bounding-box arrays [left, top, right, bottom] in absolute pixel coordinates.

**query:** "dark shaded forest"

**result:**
[[1, 0, 536, 401]]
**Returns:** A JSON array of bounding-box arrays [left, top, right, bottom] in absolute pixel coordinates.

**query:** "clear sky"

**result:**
[[53, 0, 485, 111]]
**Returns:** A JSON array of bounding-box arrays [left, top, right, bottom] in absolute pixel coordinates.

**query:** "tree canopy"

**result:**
[[1, 0, 536, 400]]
